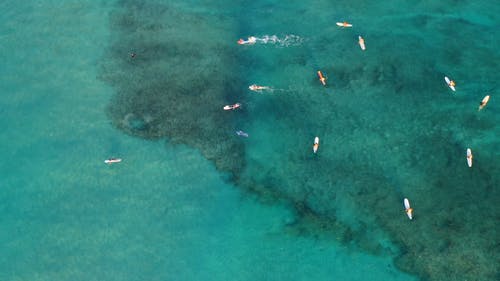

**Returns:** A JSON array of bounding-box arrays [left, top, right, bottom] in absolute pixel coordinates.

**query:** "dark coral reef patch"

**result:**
[[100, 0, 246, 174], [100, 1, 500, 281]]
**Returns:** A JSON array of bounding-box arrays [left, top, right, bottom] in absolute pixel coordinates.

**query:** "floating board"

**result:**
[[105, 158, 122, 164], [466, 148, 472, 167], [478, 95, 490, 111], [336, 22, 352, 27], [403, 198, 412, 220], [358, 36, 366, 50], [403, 198, 411, 209], [313, 137, 319, 153], [444, 76, 456, 91]]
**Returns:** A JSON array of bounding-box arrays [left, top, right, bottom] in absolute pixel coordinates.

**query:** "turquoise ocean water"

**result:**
[[1, 1, 498, 281]]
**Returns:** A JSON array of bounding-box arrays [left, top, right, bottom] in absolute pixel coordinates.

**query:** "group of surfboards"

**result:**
[[238, 22, 420, 220], [328, 24, 491, 220], [315, 22, 420, 219], [314, 24, 363, 166], [237, 21, 495, 221], [107, 22, 492, 223], [444, 76, 490, 171]]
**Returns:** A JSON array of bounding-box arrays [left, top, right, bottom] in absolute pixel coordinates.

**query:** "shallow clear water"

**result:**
[[1, 1, 498, 281]]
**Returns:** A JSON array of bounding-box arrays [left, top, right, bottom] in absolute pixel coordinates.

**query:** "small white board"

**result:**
[[404, 198, 411, 209], [444, 76, 456, 91], [466, 148, 472, 167], [105, 158, 122, 164]]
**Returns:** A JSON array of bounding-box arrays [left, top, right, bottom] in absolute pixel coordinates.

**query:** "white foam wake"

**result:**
[[256, 34, 303, 46]]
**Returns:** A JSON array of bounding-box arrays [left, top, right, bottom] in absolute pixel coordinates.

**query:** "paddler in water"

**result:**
[[317, 71, 326, 86]]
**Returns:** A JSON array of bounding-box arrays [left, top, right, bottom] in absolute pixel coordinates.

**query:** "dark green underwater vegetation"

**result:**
[[100, 1, 499, 280]]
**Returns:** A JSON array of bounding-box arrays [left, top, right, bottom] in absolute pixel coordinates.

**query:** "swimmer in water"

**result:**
[[236, 130, 249, 137]]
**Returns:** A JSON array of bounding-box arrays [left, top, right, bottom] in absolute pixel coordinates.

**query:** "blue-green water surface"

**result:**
[[1, 1, 498, 281]]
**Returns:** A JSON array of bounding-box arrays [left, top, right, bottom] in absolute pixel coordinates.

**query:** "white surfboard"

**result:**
[[478, 95, 490, 111], [313, 137, 319, 153], [444, 76, 456, 91], [403, 198, 411, 209], [466, 148, 472, 167], [336, 22, 352, 27], [403, 198, 412, 220], [105, 158, 122, 164]]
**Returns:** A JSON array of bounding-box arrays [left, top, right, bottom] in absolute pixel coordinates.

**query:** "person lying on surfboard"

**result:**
[[223, 103, 241, 110], [237, 36, 257, 45], [444, 76, 456, 91], [358, 36, 366, 50], [403, 198, 413, 220], [249, 84, 270, 92], [478, 95, 490, 111], [313, 137, 319, 153], [467, 148, 473, 167], [317, 71, 326, 86], [336, 22, 352, 27], [406, 207, 413, 220]]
